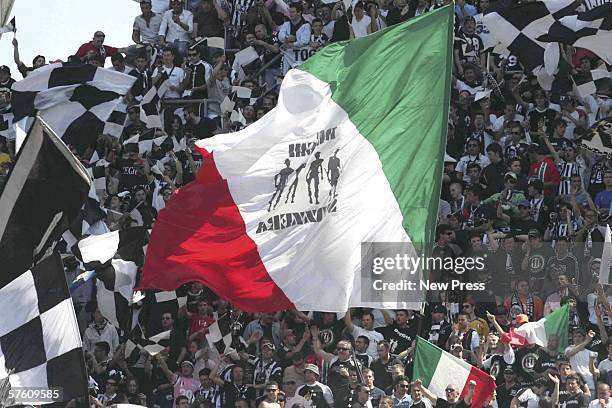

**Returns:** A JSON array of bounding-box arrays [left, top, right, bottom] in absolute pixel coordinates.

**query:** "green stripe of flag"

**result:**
[[413, 336, 444, 387], [544, 304, 569, 351], [299, 6, 454, 254]]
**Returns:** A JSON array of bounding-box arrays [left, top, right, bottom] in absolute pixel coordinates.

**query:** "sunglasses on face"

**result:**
[[266, 388, 279, 392], [462, 304, 471, 308], [445, 231, 454, 236], [399, 384, 410, 388], [337, 347, 350, 351]]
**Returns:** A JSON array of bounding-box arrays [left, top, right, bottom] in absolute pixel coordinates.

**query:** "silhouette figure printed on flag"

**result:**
[[268, 159, 294, 211], [327, 149, 341, 198], [285, 163, 306, 204], [306, 152, 324, 204]]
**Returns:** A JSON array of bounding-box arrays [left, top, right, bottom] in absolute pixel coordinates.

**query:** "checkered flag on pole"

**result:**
[[0, 117, 90, 403], [140, 72, 169, 129]]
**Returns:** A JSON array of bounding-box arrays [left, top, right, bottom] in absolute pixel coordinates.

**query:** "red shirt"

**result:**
[[188, 314, 214, 339], [528, 158, 560, 197], [75, 42, 118, 60]]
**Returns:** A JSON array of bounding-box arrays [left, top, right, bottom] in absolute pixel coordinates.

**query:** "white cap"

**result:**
[[444, 153, 457, 163]]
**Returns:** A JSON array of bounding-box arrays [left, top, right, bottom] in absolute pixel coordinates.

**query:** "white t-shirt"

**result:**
[[492, 113, 524, 133], [455, 154, 491, 180], [350, 325, 384, 359], [152, 65, 186, 99], [561, 110, 580, 140], [565, 346, 595, 391], [351, 15, 371, 38]]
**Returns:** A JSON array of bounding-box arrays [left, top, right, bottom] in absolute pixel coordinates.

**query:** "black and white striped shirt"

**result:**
[[557, 160, 583, 196]]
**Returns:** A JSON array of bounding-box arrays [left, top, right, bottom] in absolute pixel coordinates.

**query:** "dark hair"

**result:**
[[175, 395, 189, 404], [466, 162, 481, 172], [357, 335, 370, 346], [111, 53, 125, 63], [95, 341, 111, 355], [486, 142, 503, 158], [378, 340, 390, 350], [199, 368, 212, 376], [572, 328, 586, 336], [312, 17, 323, 24], [32, 55, 45, 65], [552, 118, 566, 129], [361, 310, 375, 321], [184, 104, 199, 115], [435, 224, 453, 240], [565, 374, 579, 383], [394, 375, 409, 386], [290, 2, 303, 13], [354, 1, 364, 8]]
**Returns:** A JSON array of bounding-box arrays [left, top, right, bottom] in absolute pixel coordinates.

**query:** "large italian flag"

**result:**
[[140, 6, 454, 312], [413, 337, 496, 408]]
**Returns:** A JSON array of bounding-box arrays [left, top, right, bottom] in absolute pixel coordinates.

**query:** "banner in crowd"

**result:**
[[509, 304, 570, 351], [140, 6, 453, 312]]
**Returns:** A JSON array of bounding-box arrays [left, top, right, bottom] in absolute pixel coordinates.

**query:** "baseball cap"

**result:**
[[304, 364, 320, 376], [528, 179, 543, 190], [518, 200, 531, 208], [262, 341, 275, 350], [444, 153, 457, 164], [464, 15, 475, 23], [140, 0, 152, 3], [504, 172, 518, 181], [432, 304, 447, 314], [0, 65, 10, 75], [504, 365, 515, 373]]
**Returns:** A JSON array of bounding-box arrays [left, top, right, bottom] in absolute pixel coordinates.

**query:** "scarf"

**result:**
[[509, 291, 534, 321]]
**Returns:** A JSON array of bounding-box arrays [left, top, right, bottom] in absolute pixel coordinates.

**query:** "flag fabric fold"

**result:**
[[140, 6, 453, 312]]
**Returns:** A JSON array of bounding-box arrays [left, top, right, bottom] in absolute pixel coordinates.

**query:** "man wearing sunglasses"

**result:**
[[391, 376, 411, 407], [257, 381, 282, 408], [419, 380, 476, 408]]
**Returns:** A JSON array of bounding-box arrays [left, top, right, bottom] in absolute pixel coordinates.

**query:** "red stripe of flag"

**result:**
[[139, 148, 294, 312]]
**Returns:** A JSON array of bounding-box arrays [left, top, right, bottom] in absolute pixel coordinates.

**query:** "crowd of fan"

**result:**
[[1, 0, 612, 407]]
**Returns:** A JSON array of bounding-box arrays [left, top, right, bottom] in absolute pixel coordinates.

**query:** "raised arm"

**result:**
[[565, 330, 595, 358]]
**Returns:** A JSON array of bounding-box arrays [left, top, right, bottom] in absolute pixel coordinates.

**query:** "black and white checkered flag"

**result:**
[[123, 128, 169, 155], [103, 101, 128, 139], [72, 228, 147, 335], [483, 0, 577, 73], [0, 118, 90, 403], [573, 69, 612, 100], [155, 290, 188, 310], [205, 313, 246, 356], [140, 72, 169, 129], [539, 3, 612, 65], [11, 63, 136, 154], [125, 325, 171, 365]]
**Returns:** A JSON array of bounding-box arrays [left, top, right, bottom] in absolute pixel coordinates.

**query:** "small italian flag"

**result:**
[[508, 304, 569, 351], [413, 337, 496, 408]]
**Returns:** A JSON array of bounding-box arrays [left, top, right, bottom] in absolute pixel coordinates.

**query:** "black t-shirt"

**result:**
[[298, 383, 331, 408], [219, 381, 255, 407], [511, 218, 539, 238], [454, 32, 484, 65], [514, 346, 541, 385], [436, 399, 470, 408], [527, 108, 557, 140], [370, 357, 397, 391], [562, 392, 589, 408], [533, 349, 561, 375], [526, 244, 554, 281], [116, 158, 148, 191], [314, 319, 346, 353], [544, 255, 579, 282], [375, 322, 418, 354], [496, 382, 522, 408], [487, 354, 510, 385], [186, 62, 208, 99]]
